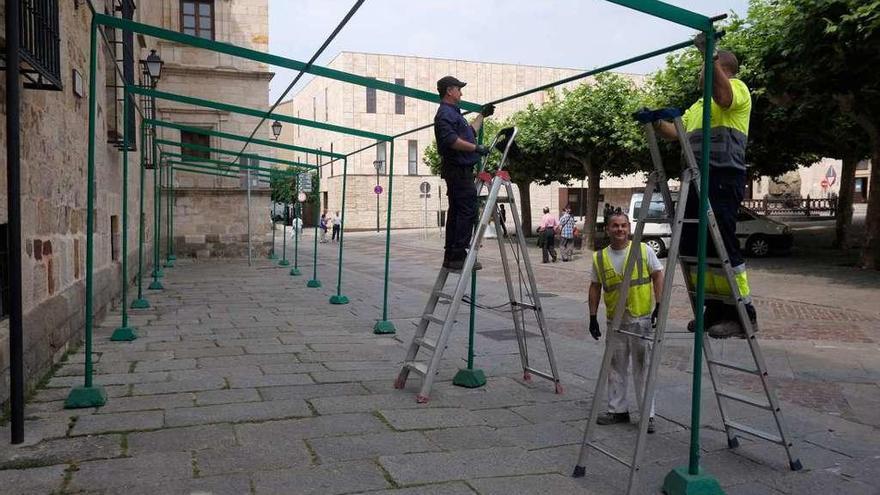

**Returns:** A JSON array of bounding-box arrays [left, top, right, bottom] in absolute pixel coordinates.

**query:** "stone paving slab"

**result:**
[[0, 465, 67, 494], [252, 460, 390, 495], [71, 410, 165, 436], [379, 447, 558, 485], [67, 452, 192, 491], [257, 382, 369, 401], [236, 413, 389, 446], [164, 398, 313, 427], [379, 408, 489, 430], [468, 473, 589, 495], [127, 423, 237, 455], [195, 442, 312, 476], [308, 431, 438, 462], [353, 482, 477, 495], [102, 473, 253, 495]]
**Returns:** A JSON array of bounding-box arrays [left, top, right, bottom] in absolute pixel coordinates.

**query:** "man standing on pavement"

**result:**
[[434, 75, 495, 271], [331, 211, 341, 243], [498, 204, 508, 237], [652, 37, 756, 339], [589, 211, 664, 433], [537, 207, 559, 263], [559, 204, 577, 262]]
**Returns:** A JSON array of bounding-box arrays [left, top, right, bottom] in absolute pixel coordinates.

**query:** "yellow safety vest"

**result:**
[[593, 242, 653, 320], [682, 78, 752, 171], [687, 264, 752, 303]]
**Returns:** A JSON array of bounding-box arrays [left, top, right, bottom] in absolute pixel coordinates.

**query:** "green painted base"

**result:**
[[329, 294, 349, 305], [130, 298, 150, 309], [290, 267, 302, 276], [662, 467, 725, 495], [64, 385, 107, 409], [151, 268, 164, 278], [307, 279, 322, 288], [453, 368, 487, 388], [163, 259, 175, 268], [110, 326, 138, 342], [148, 280, 164, 290], [373, 320, 396, 335], [168, 254, 177, 261], [278, 259, 290, 266], [268, 252, 278, 260]]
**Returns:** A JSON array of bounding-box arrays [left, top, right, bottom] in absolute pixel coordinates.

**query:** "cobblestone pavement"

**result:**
[[2, 228, 878, 494]]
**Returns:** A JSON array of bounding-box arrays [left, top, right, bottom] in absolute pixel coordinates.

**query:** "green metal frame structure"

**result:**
[[68, 5, 724, 491]]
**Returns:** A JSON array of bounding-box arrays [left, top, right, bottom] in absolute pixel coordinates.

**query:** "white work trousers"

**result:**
[[606, 317, 656, 417]]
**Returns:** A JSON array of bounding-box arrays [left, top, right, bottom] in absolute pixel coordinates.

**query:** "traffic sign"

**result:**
[[419, 181, 431, 194], [374, 185, 383, 195], [297, 191, 307, 202], [299, 172, 312, 193]]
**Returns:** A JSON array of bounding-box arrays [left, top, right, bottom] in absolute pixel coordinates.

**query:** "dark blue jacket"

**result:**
[[434, 102, 478, 171]]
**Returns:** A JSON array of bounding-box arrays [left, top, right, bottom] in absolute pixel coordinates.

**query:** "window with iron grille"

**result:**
[[366, 77, 377, 114], [104, 1, 136, 149], [180, 130, 210, 160], [181, 0, 214, 40], [395, 79, 405, 115], [408, 140, 418, 175], [13, 0, 63, 90]]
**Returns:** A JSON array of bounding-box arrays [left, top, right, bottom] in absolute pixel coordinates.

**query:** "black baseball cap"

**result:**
[[437, 75, 466, 95]]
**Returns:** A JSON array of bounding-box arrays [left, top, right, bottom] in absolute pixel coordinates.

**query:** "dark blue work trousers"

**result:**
[[681, 167, 745, 267], [443, 166, 477, 261]]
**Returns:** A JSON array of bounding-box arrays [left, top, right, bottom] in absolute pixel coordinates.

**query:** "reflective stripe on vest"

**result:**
[[593, 242, 653, 319]]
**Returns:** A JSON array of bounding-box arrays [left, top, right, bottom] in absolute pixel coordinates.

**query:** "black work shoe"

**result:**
[[707, 320, 744, 339], [596, 412, 631, 425], [647, 417, 656, 434], [443, 259, 464, 271]]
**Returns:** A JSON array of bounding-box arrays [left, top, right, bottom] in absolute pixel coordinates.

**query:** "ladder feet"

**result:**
[[523, 371, 532, 382], [416, 394, 430, 404], [790, 459, 803, 471], [555, 382, 564, 395], [394, 375, 407, 390], [572, 465, 586, 478], [727, 436, 740, 449]]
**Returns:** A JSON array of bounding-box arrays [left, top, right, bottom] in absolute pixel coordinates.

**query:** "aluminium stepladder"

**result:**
[[572, 108, 802, 493], [394, 127, 563, 403]]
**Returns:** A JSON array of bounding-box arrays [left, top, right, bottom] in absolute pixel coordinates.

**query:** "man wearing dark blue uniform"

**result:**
[[434, 75, 494, 270]]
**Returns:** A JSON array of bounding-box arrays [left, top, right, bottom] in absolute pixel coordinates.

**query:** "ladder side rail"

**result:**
[[396, 269, 451, 389], [493, 202, 530, 374], [573, 329, 620, 473], [643, 125, 677, 218]]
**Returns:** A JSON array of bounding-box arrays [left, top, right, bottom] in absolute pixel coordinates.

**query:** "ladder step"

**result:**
[[415, 337, 438, 352], [641, 217, 672, 224], [524, 367, 556, 382], [687, 291, 738, 304], [725, 420, 784, 445], [678, 255, 726, 266], [435, 291, 454, 301], [585, 442, 632, 468], [616, 328, 655, 341], [422, 314, 446, 326], [707, 358, 759, 375], [511, 301, 537, 311], [404, 361, 428, 376], [716, 389, 772, 410]]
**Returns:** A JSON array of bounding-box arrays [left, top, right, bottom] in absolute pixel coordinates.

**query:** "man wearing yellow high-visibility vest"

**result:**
[[589, 211, 664, 433], [653, 39, 757, 339]]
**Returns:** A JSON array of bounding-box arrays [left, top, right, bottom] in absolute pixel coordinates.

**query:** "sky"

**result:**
[[268, 0, 750, 102]]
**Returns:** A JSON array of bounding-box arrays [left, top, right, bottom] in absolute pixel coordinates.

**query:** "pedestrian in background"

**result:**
[[538, 206, 558, 263], [498, 203, 509, 237], [319, 211, 329, 243], [559, 204, 577, 261], [331, 211, 341, 243]]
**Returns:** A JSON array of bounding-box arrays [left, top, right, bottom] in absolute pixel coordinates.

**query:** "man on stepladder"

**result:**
[[588, 211, 664, 433], [434, 75, 495, 271], [652, 35, 756, 339]]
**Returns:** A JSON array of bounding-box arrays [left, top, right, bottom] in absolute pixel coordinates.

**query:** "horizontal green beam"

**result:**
[[98, 14, 481, 113], [145, 119, 346, 159], [163, 153, 302, 176], [156, 140, 314, 169], [605, 0, 711, 30], [130, 87, 392, 142], [173, 166, 271, 183], [166, 159, 295, 179]]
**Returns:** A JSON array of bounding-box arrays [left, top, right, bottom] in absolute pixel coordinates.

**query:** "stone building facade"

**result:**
[[0, 0, 272, 408], [275, 52, 650, 232]]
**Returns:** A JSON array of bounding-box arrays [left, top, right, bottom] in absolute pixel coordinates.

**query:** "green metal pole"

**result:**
[[269, 217, 278, 260], [148, 146, 163, 290], [66, 19, 107, 408], [168, 164, 176, 262], [279, 201, 290, 266], [111, 87, 137, 341], [164, 164, 173, 267], [330, 157, 349, 304], [374, 140, 395, 334], [291, 200, 301, 276], [663, 28, 724, 495], [307, 159, 321, 288], [131, 113, 149, 309]]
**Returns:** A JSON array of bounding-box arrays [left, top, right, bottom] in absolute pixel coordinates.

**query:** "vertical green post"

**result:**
[[131, 114, 149, 309], [111, 87, 137, 341], [168, 164, 176, 262], [307, 158, 321, 288], [164, 164, 174, 267], [290, 199, 301, 276], [330, 157, 349, 304], [663, 28, 724, 495], [148, 146, 164, 290], [66, 19, 107, 408], [453, 128, 486, 388], [374, 140, 396, 334], [269, 218, 278, 260], [279, 200, 290, 266]]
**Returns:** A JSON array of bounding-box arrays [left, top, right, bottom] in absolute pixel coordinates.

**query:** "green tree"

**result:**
[[269, 168, 295, 205]]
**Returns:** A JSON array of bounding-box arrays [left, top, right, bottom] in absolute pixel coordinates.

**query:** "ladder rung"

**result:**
[[687, 291, 738, 304], [716, 389, 772, 410], [585, 442, 632, 468], [415, 337, 437, 352], [422, 314, 446, 326], [707, 358, 759, 375], [681, 218, 701, 224], [435, 291, 454, 301], [524, 367, 556, 382], [641, 217, 672, 224], [404, 362, 428, 376], [511, 301, 537, 311], [679, 255, 726, 266], [616, 329, 654, 341], [725, 420, 784, 445]]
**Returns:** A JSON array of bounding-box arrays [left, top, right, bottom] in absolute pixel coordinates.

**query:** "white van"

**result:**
[[628, 193, 793, 257]]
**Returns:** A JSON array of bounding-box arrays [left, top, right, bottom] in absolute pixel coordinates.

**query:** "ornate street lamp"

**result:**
[[271, 120, 282, 140], [141, 49, 164, 87]]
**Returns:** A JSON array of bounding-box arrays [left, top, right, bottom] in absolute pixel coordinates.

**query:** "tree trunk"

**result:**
[[585, 164, 601, 250], [860, 139, 880, 269], [515, 180, 534, 237], [833, 155, 858, 249]]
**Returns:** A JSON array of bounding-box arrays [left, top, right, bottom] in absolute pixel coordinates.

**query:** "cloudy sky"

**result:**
[[268, 0, 749, 102]]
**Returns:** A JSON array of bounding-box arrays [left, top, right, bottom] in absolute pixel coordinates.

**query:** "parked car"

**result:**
[[593, 193, 793, 258]]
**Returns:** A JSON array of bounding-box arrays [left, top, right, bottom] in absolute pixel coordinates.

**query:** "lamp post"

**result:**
[[373, 159, 384, 233], [271, 120, 282, 141]]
